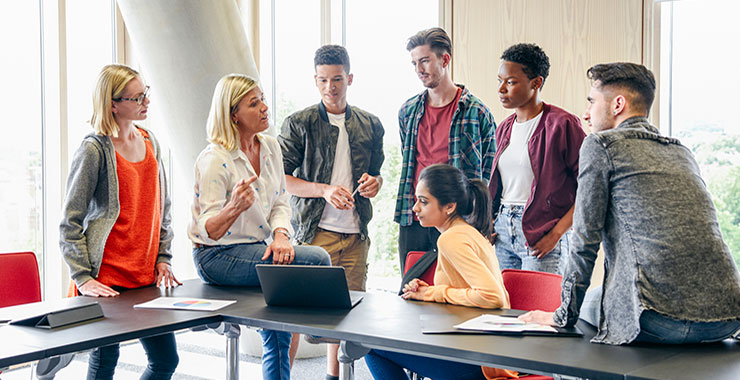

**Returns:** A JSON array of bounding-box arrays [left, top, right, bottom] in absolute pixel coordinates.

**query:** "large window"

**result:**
[[259, 0, 321, 129], [0, 2, 44, 277], [660, 0, 740, 268], [0, 0, 117, 297], [66, 0, 116, 153], [345, 1, 439, 289], [259, 0, 439, 290]]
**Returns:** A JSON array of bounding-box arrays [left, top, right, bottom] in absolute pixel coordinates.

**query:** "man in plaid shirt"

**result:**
[[395, 27, 496, 272]]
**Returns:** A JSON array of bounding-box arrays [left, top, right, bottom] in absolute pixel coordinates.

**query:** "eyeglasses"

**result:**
[[113, 86, 150, 105]]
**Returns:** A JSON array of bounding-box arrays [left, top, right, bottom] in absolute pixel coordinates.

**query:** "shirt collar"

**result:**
[[223, 134, 272, 161]]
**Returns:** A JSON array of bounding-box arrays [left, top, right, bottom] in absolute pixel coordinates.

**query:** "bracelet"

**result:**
[[274, 228, 290, 239]]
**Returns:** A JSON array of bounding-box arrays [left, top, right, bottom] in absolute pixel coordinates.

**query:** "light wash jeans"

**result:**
[[193, 241, 330, 380], [494, 204, 569, 275], [581, 286, 740, 344]]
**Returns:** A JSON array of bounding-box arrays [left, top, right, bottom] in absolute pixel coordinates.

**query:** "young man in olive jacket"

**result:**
[[278, 44, 384, 380]]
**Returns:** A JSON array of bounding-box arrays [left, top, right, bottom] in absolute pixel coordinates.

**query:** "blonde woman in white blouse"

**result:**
[[188, 74, 330, 380]]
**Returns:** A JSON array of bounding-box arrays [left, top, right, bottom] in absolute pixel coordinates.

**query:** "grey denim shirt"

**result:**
[[59, 128, 173, 287], [278, 102, 384, 244], [554, 117, 740, 345]]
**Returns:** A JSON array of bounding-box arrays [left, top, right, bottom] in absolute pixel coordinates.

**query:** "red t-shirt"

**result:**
[[96, 130, 161, 289], [413, 88, 462, 220]]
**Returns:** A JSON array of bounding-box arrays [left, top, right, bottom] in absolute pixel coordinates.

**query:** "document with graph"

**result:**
[[134, 297, 236, 311]]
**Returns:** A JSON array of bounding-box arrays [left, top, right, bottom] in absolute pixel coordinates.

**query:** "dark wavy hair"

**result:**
[[314, 44, 350, 74], [418, 164, 492, 237], [587, 62, 656, 114], [501, 43, 550, 87], [406, 27, 452, 58]]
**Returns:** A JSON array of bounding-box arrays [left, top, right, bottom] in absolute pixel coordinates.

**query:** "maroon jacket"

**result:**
[[489, 103, 586, 247]]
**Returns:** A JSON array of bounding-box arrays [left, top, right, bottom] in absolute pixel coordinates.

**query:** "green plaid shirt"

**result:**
[[394, 85, 496, 226]]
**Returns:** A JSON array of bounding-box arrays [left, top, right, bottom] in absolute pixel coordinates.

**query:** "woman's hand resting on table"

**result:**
[[401, 278, 429, 301], [78, 279, 119, 297]]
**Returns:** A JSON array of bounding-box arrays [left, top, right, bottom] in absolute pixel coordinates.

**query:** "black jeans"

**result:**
[[398, 220, 440, 273], [87, 332, 178, 380]]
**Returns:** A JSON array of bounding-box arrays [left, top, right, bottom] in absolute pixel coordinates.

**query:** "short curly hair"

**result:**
[[314, 45, 350, 74], [501, 43, 550, 87]]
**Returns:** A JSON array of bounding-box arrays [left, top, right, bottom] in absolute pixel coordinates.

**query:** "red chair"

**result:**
[[403, 251, 436, 285], [0, 252, 74, 378], [499, 269, 563, 380], [501, 269, 563, 312], [0, 251, 42, 308]]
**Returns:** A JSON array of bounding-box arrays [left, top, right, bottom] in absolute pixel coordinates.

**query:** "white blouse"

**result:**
[[188, 134, 293, 245]]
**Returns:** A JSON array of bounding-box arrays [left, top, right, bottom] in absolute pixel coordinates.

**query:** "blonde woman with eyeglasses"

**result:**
[[60, 64, 181, 380]]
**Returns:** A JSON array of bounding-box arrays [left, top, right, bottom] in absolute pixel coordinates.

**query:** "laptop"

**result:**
[[256, 264, 364, 309]]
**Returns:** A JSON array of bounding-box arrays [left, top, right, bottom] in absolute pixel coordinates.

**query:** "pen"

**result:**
[[351, 181, 364, 197]]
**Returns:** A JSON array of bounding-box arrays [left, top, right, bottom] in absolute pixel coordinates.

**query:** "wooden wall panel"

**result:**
[[452, 0, 643, 124]]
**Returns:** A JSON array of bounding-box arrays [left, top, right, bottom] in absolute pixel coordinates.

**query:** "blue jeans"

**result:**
[[635, 310, 740, 344], [364, 349, 484, 380], [87, 332, 178, 380], [193, 241, 331, 286], [258, 329, 292, 380], [193, 241, 330, 380], [494, 204, 569, 274], [580, 286, 740, 344]]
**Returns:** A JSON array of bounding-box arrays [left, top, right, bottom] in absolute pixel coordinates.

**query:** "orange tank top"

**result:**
[[96, 129, 161, 289]]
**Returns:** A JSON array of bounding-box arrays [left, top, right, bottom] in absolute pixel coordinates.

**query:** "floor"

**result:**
[[1, 328, 375, 380]]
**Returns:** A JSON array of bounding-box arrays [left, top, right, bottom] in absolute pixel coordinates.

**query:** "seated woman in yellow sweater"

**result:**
[[364, 164, 516, 380]]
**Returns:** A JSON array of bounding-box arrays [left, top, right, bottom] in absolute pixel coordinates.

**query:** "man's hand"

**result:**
[[356, 173, 382, 198], [322, 185, 354, 210], [518, 310, 556, 326]]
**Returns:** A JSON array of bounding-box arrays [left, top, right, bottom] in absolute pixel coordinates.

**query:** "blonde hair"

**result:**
[[91, 64, 140, 137], [206, 74, 259, 151]]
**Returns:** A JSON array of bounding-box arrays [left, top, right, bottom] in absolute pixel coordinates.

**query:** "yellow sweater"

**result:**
[[423, 222, 510, 309]]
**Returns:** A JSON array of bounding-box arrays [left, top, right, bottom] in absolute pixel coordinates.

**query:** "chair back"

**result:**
[[0, 251, 42, 308], [404, 251, 436, 285], [501, 269, 562, 312]]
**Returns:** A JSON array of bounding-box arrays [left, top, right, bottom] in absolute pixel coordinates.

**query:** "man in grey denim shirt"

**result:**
[[521, 63, 740, 345]]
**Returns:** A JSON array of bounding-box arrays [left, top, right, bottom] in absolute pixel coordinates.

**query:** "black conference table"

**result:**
[[2, 279, 740, 380], [0, 285, 221, 369]]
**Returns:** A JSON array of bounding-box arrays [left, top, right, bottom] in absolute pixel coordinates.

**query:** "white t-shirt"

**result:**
[[497, 111, 543, 206], [318, 112, 361, 233]]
